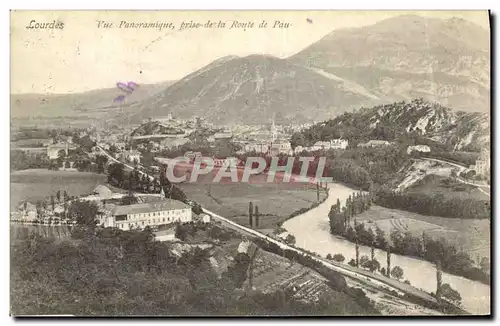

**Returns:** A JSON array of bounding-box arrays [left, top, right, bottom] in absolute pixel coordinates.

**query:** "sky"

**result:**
[[10, 10, 489, 94]]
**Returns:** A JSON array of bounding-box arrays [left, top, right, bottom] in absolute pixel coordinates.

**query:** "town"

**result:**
[[10, 11, 491, 317]]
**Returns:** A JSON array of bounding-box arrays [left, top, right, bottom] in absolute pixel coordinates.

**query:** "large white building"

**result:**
[[358, 140, 393, 148], [100, 198, 192, 231], [311, 139, 348, 151], [407, 145, 431, 154], [47, 143, 69, 159]]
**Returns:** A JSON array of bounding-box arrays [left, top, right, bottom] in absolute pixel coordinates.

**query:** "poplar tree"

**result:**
[[249, 202, 253, 228], [254, 205, 260, 228]]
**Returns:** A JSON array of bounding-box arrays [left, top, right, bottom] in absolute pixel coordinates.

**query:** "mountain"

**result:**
[[291, 98, 490, 151], [126, 55, 375, 125], [10, 80, 175, 119], [11, 15, 490, 127], [290, 15, 490, 113]]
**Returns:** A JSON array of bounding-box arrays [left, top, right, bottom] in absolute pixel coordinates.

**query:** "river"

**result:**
[[282, 183, 490, 315]]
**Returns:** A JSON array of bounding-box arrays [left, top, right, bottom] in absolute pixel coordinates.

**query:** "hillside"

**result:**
[[291, 98, 490, 151], [290, 15, 490, 113], [10, 80, 175, 119], [126, 55, 374, 125]]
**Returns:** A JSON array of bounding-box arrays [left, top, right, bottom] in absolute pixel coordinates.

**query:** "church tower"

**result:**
[[160, 186, 165, 200], [270, 114, 277, 143]]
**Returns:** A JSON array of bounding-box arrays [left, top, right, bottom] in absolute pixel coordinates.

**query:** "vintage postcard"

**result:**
[[10, 10, 491, 316]]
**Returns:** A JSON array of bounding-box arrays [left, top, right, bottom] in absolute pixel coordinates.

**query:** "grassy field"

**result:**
[[405, 175, 490, 201], [179, 173, 327, 230], [355, 205, 490, 260], [10, 169, 114, 208]]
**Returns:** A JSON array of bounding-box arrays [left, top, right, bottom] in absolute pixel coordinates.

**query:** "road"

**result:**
[[96, 145, 439, 308], [96, 145, 155, 182], [203, 205, 438, 305]]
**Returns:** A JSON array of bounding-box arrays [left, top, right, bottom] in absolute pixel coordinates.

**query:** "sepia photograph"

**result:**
[[9, 10, 491, 317]]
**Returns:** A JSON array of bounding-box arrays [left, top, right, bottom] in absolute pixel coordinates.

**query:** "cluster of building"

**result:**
[[293, 139, 348, 153], [470, 149, 491, 178], [11, 185, 195, 231], [357, 140, 393, 148]]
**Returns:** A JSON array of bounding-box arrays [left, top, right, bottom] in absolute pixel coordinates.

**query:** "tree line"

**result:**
[[329, 192, 372, 235], [106, 162, 187, 202], [373, 187, 491, 220], [328, 195, 490, 285]]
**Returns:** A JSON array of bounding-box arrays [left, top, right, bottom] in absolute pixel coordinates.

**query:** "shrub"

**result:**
[[332, 254, 345, 263], [390, 266, 404, 280], [440, 283, 462, 304]]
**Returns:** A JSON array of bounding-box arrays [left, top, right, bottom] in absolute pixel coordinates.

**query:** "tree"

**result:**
[[436, 261, 443, 300], [122, 194, 138, 205], [285, 234, 296, 246], [64, 161, 71, 169], [35, 201, 43, 219], [359, 255, 370, 267], [95, 155, 108, 174], [332, 254, 345, 263], [440, 283, 462, 304], [248, 202, 253, 228], [375, 226, 387, 249], [348, 259, 356, 267], [386, 242, 391, 277], [480, 257, 490, 274], [107, 163, 125, 186], [364, 259, 380, 273], [56, 190, 61, 203], [390, 266, 404, 280], [63, 190, 69, 203], [68, 200, 100, 227], [355, 240, 360, 268], [50, 195, 55, 211], [380, 267, 386, 276], [254, 205, 260, 228], [326, 254, 332, 260], [57, 149, 66, 163], [175, 224, 188, 241]]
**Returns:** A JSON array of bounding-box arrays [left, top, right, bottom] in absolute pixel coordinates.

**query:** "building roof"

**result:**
[[112, 198, 190, 216], [367, 140, 390, 145], [18, 201, 36, 211], [93, 185, 113, 199]]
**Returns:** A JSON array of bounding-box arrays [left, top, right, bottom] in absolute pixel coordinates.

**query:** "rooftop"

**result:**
[[112, 198, 190, 216]]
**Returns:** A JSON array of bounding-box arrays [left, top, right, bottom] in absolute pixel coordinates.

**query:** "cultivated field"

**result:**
[[179, 173, 327, 230], [10, 169, 112, 207], [354, 205, 490, 260]]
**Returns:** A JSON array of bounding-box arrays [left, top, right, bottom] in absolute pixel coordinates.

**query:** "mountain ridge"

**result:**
[[290, 98, 490, 151]]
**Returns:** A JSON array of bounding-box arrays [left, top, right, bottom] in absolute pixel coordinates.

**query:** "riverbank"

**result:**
[[282, 182, 490, 315]]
